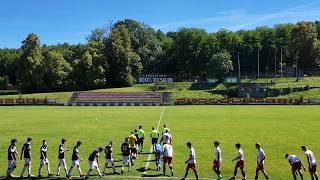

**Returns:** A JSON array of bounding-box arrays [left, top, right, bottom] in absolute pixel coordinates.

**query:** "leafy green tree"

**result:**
[[169, 28, 208, 79], [114, 19, 162, 73], [291, 22, 319, 69], [17, 33, 44, 91], [207, 52, 233, 81], [72, 41, 107, 89], [106, 25, 142, 86], [43, 50, 72, 90]]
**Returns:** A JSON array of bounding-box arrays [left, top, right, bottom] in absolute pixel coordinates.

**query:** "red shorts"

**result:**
[[292, 161, 302, 171], [213, 160, 221, 169], [256, 164, 264, 171], [187, 163, 196, 170], [163, 156, 173, 165], [235, 160, 245, 170], [309, 165, 317, 173]]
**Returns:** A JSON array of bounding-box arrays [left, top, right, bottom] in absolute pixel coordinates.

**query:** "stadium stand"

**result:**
[[66, 92, 173, 106]]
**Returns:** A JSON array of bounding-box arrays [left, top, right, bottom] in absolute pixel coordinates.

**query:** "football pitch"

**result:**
[[0, 106, 319, 179]]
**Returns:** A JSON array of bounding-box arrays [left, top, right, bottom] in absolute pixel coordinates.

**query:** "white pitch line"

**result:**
[[142, 107, 165, 176]]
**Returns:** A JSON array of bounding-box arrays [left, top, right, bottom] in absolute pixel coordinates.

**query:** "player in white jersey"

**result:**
[[213, 141, 222, 179], [163, 143, 174, 176], [302, 146, 318, 180], [255, 143, 269, 180], [231, 143, 246, 180], [7, 138, 19, 178], [181, 142, 199, 180], [285, 154, 305, 180], [160, 129, 172, 144]]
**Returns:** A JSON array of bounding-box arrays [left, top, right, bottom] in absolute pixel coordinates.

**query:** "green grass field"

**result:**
[[0, 106, 319, 179]]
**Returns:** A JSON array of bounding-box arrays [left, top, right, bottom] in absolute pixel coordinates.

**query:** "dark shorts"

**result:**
[[138, 138, 144, 145], [309, 165, 317, 173], [131, 148, 137, 154], [292, 161, 302, 171], [163, 156, 173, 165], [213, 160, 221, 169], [235, 160, 245, 170], [187, 163, 196, 170], [256, 164, 264, 171], [151, 138, 158, 145]]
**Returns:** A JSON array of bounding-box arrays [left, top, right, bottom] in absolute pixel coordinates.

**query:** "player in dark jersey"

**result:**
[[85, 147, 103, 179], [56, 138, 69, 176], [6, 138, 19, 178], [38, 140, 52, 177], [20, 137, 33, 177], [67, 141, 84, 178], [121, 137, 131, 174], [103, 141, 116, 175]]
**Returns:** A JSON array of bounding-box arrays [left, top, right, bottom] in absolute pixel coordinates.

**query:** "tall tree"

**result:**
[[17, 33, 44, 91], [113, 19, 162, 73], [207, 52, 233, 81], [291, 22, 318, 69], [106, 25, 142, 87], [43, 50, 72, 90]]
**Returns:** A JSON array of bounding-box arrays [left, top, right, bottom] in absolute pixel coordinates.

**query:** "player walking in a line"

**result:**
[[150, 127, 159, 146], [301, 146, 318, 180], [103, 141, 116, 175], [230, 143, 246, 180], [154, 143, 162, 171], [213, 141, 222, 179], [85, 147, 103, 179], [20, 137, 33, 177], [56, 139, 69, 177], [181, 142, 199, 180], [67, 141, 84, 177], [285, 154, 305, 180], [7, 138, 19, 178], [38, 140, 52, 177], [121, 137, 131, 174], [160, 129, 172, 144], [128, 132, 138, 165], [163, 143, 174, 176], [161, 124, 171, 135], [137, 125, 145, 153], [255, 143, 269, 180]]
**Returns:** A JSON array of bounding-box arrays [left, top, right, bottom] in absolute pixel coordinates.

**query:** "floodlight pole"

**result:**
[[274, 54, 277, 77], [280, 46, 283, 77], [238, 52, 241, 82], [257, 49, 260, 79]]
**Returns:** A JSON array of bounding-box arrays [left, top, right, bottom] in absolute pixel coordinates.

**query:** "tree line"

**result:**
[[0, 19, 320, 92]]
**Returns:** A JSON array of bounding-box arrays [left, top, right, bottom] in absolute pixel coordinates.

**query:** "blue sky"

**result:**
[[1, 0, 320, 48]]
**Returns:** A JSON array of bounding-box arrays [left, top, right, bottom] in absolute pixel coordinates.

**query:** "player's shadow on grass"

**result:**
[[139, 152, 153, 155], [142, 174, 163, 177]]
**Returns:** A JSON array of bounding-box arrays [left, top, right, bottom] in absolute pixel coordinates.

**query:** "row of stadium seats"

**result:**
[[67, 92, 164, 106]]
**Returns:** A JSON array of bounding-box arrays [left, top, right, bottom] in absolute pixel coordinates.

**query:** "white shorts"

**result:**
[[88, 160, 98, 169], [24, 158, 31, 166], [122, 156, 130, 164], [71, 160, 80, 166], [40, 158, 49, 166], [104, 159, 114, 164], [58, 159, 67, 166], [8, 160, 16, 169]]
